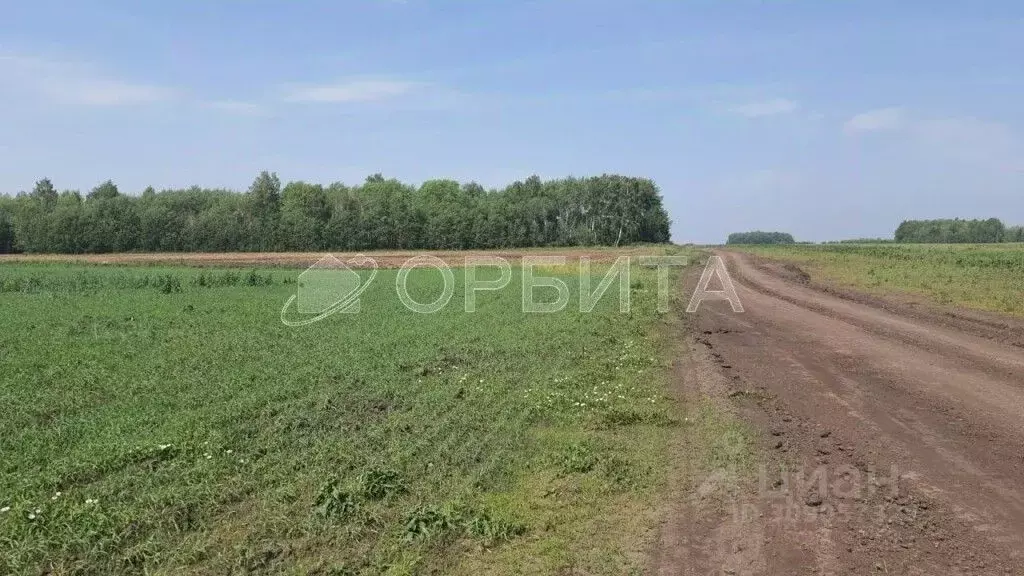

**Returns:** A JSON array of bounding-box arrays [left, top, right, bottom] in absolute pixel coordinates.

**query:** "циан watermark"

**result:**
[[696, 462, 907, 528], [280, 253, 744, 325]]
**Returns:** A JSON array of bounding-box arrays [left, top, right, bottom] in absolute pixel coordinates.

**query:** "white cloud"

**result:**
[[843, 107, 905, 133], [730, 98, 799, 118], [283, 79, 418, 103], [0, 54, 173, 106], [204, 100, 267, 116]]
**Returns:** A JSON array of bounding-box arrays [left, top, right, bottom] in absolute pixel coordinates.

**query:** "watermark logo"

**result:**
[[280, 254, 378, 326], [687, 255, 744, 313], [396, 255, 455, 314], [695, 463, 906, 529], [279, 253, 744, 325]]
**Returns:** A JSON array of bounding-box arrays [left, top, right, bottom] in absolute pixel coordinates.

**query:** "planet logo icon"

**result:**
[[281, 254, 378, 326]]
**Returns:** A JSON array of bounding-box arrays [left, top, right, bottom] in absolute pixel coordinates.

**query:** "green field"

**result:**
[[734, 243, 1024, 316], [0, 252, 701, 575]]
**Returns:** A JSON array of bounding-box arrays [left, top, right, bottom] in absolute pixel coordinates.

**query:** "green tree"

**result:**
[[0, 172, 674, 253], [87, 180, 120, 201], [51, 191, 85, 253], [190, 193, 248, 251], [0, 200, 16, 253], [81, 190, 139, 252], [32, 178, 58, 207], [246, 171, 282, 250], [726, 231, 796, 245], [417, 179, 473, 249], [280, 181, 330, 250], [325, 183, 361, 250], [11, 180, 65, 252], [894, 218, 1005, 243]]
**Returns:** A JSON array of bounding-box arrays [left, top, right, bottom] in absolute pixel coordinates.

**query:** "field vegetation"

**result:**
[[0, 247, 696, 575], [736, 243, 1024, 316]]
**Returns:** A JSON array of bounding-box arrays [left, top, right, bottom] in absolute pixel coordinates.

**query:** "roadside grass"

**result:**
[[0, 248, 693, 575], [734, 243, 1024, 316], [657, 293, 755, 540], [687, 399, 753, 477]]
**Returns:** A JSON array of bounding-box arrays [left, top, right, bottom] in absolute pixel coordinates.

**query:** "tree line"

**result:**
[[894, 218, 1023, 243], [725, 231, 796, 245], [722, 220, 1024, 246], [0, 173, 672, 254]]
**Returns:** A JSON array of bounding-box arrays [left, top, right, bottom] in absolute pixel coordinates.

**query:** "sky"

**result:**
[[1, 1, 1023, 244]]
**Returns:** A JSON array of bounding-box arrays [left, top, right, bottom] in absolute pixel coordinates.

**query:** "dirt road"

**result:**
[[656, 250, 1024, 575]]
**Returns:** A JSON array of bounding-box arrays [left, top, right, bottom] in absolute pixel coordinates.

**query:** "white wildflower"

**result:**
[[0, 506, 10, 513]]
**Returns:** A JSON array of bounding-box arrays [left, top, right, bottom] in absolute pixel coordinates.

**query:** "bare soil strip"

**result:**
[[658, 250, 1024, 575], [0, 247, 661, 268]]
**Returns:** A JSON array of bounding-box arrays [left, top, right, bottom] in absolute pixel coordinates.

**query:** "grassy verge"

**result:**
[[0, 248, 693, 575], [660, 293, 755, 531], [733, 243, 1024, 316]]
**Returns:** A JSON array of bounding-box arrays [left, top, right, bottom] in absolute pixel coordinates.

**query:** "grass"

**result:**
[[733, 243, 1024, 316], [0, 248, 694, 575]]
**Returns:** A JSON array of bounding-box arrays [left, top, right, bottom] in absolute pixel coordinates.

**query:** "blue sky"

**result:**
[[2, 1, 1023, 243]]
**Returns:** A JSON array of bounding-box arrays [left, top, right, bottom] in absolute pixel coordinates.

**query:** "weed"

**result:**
[[359, 468, 407, 501], [600, 455, 646, 490], [244, 269, 273, 286], [315, 480, 360, 520], [403, 505, 457, 542], [464, 510, 527, 544], [156, 274, 182, 294], [561, 443, 598, 474]]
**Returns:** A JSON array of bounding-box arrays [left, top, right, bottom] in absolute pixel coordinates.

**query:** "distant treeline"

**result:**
[[894, 219, 1024, 244], [723, 219, 1024, 246], [826, 238, 894, 244], [0, 173, 671, 254], [726, 231, 795, 245]]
